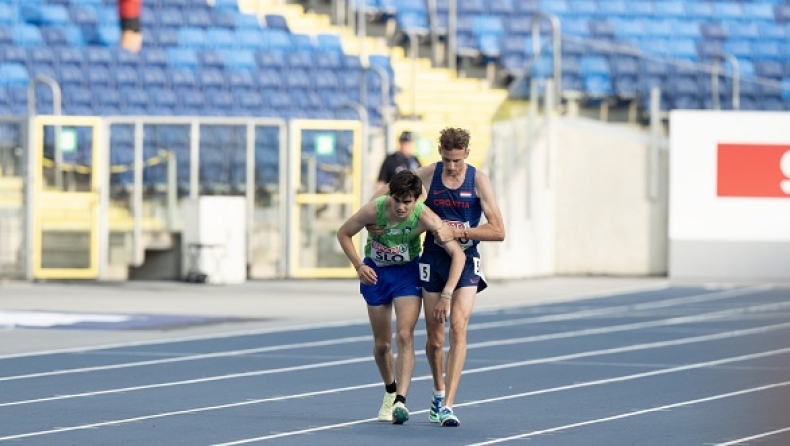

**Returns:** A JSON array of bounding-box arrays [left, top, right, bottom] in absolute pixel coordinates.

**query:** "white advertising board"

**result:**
[[669, 110, 790, 281]]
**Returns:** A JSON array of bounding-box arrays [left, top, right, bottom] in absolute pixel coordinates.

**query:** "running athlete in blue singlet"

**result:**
[[373, 128, 506, 427]]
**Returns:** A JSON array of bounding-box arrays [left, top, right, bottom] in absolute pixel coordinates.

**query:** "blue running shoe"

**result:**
[[439, 406, 460, 427], [429, 393, 444, 423]]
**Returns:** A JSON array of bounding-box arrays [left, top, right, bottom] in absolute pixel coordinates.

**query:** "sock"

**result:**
[[385, 381, 397, 394], [433, 389, 445, 398], [394, 394, 406, 405]]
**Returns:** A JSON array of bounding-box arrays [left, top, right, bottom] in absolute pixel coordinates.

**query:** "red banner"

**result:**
[[717, 144, 790, 198]]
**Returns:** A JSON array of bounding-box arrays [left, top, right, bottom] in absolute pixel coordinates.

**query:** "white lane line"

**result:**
[[3, 301, 789, 408], [2, 322, 789, 442], [0, 284, 755, 361], [211, 348, 790, 445], [467, 381, 790, 445], [714, 426, 790, 446], [0, 335, 371, 382], [0, 286, 771, 381]]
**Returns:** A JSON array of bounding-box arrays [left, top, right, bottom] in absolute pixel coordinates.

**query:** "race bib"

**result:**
[[371, 241, 411, 266], [436, 220, 474, 250]]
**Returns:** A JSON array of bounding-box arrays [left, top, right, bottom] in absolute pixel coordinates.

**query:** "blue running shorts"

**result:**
[[360, 256, 422, 306]]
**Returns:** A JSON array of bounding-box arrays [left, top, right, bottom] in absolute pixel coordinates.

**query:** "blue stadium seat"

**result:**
[[213, 0, 240, 11], [150, 88, 177, 108], [265, 14, 289, 32], [168, 48, 199, 69], [212, 10, 235, 29], [0, 4, 17, 26], [85, 46, 112, 67], [235, 14, 261, 30], [755, 61, 783, 79], [13, 25, 44, 46], [256, 50, 286, 68], [185, 9, 212, 28], [143, 48, 168, 67], [700, 23, 727, 40], [654, 1, 685, 18], [198, 68, 224, 89], [114, 67, 140, 88], [94, 87, 121, 108], [473, 16, 504, 60], [206, 28, 235, 49], [226, 69, 256, 91], [287, 50, 313, 69], [116, 49, 142, 67], [315, 51, 342, 69], [29, 47, 54, 66], [263, 29, 291, 51], [0, 29, 12, 46], [69, 6, 97, 26], [744, 3, 774, 22], [199, 49, 224, 68], [58, 64, 83, 87], [156, 8, 184, 28], [224, 49, 256, 70], [487, 0, 513, 17], [317, 34, 343, 53], [597, 0, 626, 17], [397, 10, 429, 35], [87, 66, 111, 86], [122, 87, 149, 107], [562, 18, 590, 37], [142, 67, 169, 87], [170, 69, 196, 89], [2, 46, 27, 66], [0, 63, 29, 87], [63, 86, 92, 107], [179, 27, 207, 48], [257, 68, 283, 89]]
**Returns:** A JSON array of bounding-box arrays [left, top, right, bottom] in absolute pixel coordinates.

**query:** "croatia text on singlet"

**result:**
[[423, 162, 482, 256]]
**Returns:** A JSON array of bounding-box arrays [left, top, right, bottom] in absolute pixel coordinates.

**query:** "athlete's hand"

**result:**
[[434, 296, 451, 323], [433, 223, 455, 244], [357, 264, 377, 285], [365, 224, 385, 237]]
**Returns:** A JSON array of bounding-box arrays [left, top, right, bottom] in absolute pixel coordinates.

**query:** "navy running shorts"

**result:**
[[419, 251, 487, 294]]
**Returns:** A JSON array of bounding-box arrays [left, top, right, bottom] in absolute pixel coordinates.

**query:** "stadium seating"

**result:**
[[355, 0, 790, 112], [0, 0, 396, 127]]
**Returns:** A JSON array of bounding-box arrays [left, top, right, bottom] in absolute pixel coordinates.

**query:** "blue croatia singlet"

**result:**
[[423, 162, 482, 257]]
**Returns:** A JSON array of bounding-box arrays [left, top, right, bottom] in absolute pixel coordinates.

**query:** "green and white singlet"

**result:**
[[364, 196, 424, 267]]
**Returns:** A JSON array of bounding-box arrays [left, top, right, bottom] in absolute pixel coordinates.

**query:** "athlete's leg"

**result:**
[[443, 286, 477, 408], [392, 295, 422, 398], [423, 290, 446, 393], [367, 303, 395, 385]]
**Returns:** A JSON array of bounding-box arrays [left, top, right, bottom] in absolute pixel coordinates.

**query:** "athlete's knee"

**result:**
[[448, 321, 469, 345], [395, 327, 414, 348], [373, 339, 391, 358], [425, 331, 444, 353]]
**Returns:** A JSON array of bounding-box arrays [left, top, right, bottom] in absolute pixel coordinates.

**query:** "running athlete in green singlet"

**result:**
[[337, 171, 466, 425]]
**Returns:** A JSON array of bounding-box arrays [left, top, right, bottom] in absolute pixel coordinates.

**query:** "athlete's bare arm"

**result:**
[[337, 202, 379, 285], [418, 207, 466, 321]]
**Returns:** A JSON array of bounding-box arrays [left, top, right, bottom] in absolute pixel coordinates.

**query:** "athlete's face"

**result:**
[[439, 148, 469, 177], [390, 194, 417, 219]]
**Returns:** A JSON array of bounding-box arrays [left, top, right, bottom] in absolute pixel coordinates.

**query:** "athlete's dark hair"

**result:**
[[438, 127, 470, 151], [389, 170, 422, 200]]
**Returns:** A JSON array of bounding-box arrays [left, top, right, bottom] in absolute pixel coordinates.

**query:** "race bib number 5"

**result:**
[[420, 263, 430, 281]]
